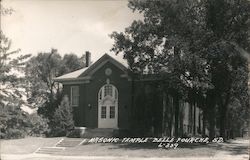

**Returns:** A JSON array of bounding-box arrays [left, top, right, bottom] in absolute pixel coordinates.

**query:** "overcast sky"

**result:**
[[2, 0, 142, 64]]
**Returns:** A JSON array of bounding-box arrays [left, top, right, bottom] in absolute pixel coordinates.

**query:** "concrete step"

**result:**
[[35, 147, 64, 154], [56, 138, 83, 147], [82, 128, 114, 138]]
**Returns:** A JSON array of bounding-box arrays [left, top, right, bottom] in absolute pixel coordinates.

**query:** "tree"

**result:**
[[111, 0, 250, 138], [59, 53, 85, 75], [110, 0, 210, 137], [0, 31, 30, 106], [202, 0, 250, 138], [50, 95, 74, 136], [25, 50, 85, 135], [0, 5, 48, 139], [25, 49, 63, 124], [25, 50, 62, 104], [25, 50, 86, 109], [0, 106, 28, 139]]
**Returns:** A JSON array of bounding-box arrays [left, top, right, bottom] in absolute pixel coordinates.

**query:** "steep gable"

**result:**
[[54, 54, 129, 83]]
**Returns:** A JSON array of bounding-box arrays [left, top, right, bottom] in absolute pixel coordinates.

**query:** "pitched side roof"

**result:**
[[54, 67, 89, 80], [54, 53, 128, 82]]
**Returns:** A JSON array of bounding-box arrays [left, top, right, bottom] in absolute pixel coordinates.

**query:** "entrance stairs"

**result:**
[[35, 147, 64, 154], [81, 128, 115, 138], [34, 128, 116, 154], [56, 138, 83, 147]]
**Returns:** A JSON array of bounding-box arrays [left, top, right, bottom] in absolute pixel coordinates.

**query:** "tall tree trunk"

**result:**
[[130, 73, 135, 130], [179, 101, 184, 136], [202, 112, 206, 137], [198, 110, 201, 134], [219, 94, 229, 140], [168, 95, 174, 137], [219, 105, 226, 139], [189, 103, 193, 134], [193, 103, 196, 135], [162, 92, 167, 136], [208, 107, 216, 139], [174, 94, 179, 137], [207, 90, 216, 139]]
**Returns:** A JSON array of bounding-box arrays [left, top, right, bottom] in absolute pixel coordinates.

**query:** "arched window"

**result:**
[[104, 85, 113, 97], [98, 84, 118, 100]]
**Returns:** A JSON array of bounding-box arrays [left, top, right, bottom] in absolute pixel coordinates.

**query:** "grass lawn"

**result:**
[[0, 137, 218, 157], [59, 141, 217, 157], [3, 137, 249, 158], [0, 137, 61, 154]]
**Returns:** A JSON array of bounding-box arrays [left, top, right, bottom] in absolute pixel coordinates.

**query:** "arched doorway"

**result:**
[[98, 83, 118, 128]]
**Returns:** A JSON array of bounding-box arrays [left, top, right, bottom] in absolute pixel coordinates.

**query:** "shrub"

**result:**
[[5, 128, 26, 139], [0, 105, 29, 139], [66, 129, 81, 138], [0, 105, 49, 139], [50, 95, 74, 136], [27, 113, 49, 136]]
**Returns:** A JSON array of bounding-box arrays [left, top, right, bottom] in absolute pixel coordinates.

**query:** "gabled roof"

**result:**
[[54, 53, 128, 82]]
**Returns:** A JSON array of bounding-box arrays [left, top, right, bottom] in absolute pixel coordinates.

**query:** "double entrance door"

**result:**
[[98, 100, 118, 128]]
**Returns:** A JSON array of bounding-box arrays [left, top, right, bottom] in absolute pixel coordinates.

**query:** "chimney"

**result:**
[[85, 51, 91, 67]]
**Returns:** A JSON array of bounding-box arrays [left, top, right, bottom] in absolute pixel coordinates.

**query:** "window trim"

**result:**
[[101, 106, 107, 119], [110, 106, 115, 119], [104, 85, 113, 97], [98, 84, 118, 100], [71, 86, 79, 107]]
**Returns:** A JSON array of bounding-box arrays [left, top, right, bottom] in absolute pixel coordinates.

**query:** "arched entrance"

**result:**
[[98, 83, 118, 128]]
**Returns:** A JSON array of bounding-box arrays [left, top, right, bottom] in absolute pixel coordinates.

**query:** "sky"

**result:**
[[1, 0, 142, 64]]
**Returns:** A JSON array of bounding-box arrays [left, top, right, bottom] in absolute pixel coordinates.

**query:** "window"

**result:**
[[98, 84, 118, 100], [110, 106, 115, 119], [71, 86, 79, 106], [104, 85, 113, 96], [101, 106, 106, 118]]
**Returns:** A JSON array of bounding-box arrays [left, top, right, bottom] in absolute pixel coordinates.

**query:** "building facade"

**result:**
[[55, 53, 204, 137]]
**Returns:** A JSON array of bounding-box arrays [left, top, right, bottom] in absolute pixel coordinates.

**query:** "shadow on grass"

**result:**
[[112, 141, 248, 155], [216, 143, 249, 155], [80, 138, 248, 156], [75, 133, 248, 155]]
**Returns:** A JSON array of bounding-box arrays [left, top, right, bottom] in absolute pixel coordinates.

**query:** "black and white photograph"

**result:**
[[0, 0, 249, 160]]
